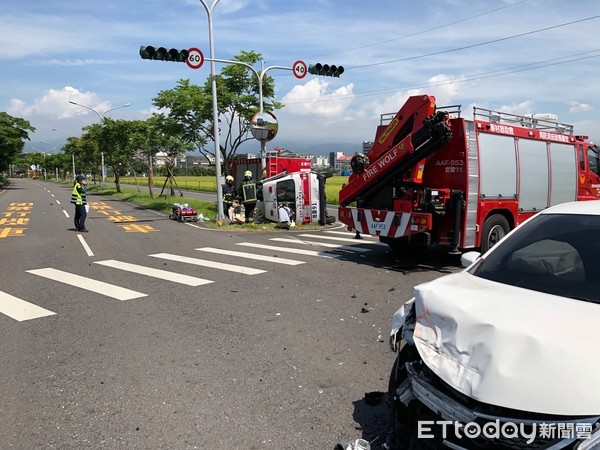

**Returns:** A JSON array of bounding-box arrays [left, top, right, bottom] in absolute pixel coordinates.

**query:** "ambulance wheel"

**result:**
[[481, 214, 510, 253]]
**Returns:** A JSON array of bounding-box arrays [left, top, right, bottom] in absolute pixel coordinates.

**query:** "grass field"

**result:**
[[114, 175, 350, 205]]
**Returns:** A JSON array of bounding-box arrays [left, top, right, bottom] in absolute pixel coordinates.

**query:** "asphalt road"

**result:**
[[0, 179, 462, 449]]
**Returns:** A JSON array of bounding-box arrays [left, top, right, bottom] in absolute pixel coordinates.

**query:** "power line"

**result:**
[[348, 15, 600, 70], [282, 50, 600, 105], [302, 0, 529, 59]]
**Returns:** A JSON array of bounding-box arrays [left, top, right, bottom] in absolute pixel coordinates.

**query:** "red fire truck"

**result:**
[[231, 154, 311, 182], [338, 94, 600, 253]]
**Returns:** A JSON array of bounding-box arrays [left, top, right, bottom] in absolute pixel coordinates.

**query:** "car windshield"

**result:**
[[470, 213, 600, 304]]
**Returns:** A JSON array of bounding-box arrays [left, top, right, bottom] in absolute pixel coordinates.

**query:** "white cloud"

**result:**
[[496, 100, 536, 116], [281, 79, 355, 119], [569, 101, 593, 114], [7, 86, 111, 119], [362, 89, 424, 121], [425, 74, 468, 102]]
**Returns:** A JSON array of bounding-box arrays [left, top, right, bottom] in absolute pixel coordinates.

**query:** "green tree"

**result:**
[[129, 116, 192, 199], [152, 50, 283, 174], [0, 112, 35, 172], [81, 119, 139, 193]]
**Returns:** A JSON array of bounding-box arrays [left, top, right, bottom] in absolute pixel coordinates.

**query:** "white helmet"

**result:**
[[226, 175, 234, 182], [244, 170, 252, 178]]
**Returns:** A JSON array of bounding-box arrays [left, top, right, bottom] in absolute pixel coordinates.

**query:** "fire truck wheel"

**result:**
[[481, 214, 510, 253], [380, 234, 428, 253]]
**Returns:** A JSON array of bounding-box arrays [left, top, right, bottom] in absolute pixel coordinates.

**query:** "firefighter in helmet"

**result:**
[[240, 170, 257, 222], [222, 175, 238, 221]]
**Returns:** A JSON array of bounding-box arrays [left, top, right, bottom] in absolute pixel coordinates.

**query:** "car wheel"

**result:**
[[481, 214, 510, 253]]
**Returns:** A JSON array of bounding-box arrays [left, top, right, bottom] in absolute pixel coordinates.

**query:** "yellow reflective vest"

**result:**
[[71, 182, 87, 205], [241, 181, 257, 203]]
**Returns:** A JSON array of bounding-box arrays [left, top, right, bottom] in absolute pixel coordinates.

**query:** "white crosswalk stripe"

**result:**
[[149, 253, 267, 275], [269, 237, 372, 253], [236, 242, 338, 258], [12, 234, 376, 322], [324, 230, 377, 239], [195, 247, 305, 265], [26, 268, 147, 301], [297, 233, 387, 245], [94, 259, 214, 286], [0, 290, 56, 322]]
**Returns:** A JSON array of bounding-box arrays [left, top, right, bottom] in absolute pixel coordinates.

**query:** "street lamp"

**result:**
[[68, 101, 131, 186], [52, 129, 77, 180], [198, 0, 225, 221], [68, 100, 131, 121]]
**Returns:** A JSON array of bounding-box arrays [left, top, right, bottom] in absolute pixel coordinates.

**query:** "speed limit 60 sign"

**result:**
[[186, 48, 204, 69], [292, 60, 307, 79]]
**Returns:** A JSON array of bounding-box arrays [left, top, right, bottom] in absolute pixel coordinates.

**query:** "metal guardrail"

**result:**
[[473, 107, 573, 134]]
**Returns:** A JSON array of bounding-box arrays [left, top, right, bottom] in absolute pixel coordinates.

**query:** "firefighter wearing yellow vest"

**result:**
[[71, 175, 88, 232], [240, 170, 257, 222]]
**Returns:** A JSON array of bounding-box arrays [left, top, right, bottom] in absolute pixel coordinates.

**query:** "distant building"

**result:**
[[329, 152, 344, 168], [337, 155, 353, 174], [234, 153, 258, 159], [178, 155, 212, 169], [155, 154, 212, 171], [311, 155, 329, 167]]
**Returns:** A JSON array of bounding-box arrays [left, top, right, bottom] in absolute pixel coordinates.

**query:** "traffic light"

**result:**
[[308, 63, 344, 77], [139, 46, 189, 62]]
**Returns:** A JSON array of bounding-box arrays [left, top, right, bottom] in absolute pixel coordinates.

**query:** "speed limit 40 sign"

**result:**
[[186, 48, 204, 69], [292, 60, 307, 79]]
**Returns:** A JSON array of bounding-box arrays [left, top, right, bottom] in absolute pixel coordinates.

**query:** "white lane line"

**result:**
[[297, 233, 387, 245], [94, 260, 214, 286], [62, 210, 69, 218], [269, 238, 371, 253], [149, 253, 266, 275], [324, 230, 377, 239], [195, 247, 305, 266], [0, 290, 56, 322], [236, 242, 337, 258], [26, 268, 147, 301], [56, 200, 61, 205], [77, 234, 94, 256]]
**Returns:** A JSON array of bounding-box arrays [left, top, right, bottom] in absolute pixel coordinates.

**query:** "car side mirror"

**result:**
[[461, 251, 481, 268]]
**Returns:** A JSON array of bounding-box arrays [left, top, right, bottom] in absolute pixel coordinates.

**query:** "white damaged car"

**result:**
[[385, 201, 600, 450]]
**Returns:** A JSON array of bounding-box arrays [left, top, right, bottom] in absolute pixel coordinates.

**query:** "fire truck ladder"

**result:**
[[339, 110, 453, 207], [473, 107, 574, 134], [268, 154, 279, 176]]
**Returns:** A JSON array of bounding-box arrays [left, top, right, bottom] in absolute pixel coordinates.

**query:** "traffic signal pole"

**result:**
[[198, 0, 225, 221], [204, 57, 292, 178]]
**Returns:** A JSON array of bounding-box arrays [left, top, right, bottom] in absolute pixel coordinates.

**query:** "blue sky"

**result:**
[[2, 0, 600, 155]]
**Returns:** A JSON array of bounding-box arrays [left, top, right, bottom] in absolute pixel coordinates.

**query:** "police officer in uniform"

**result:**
[[240, 170, 257, 222], [71, 175, 88, 232]]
